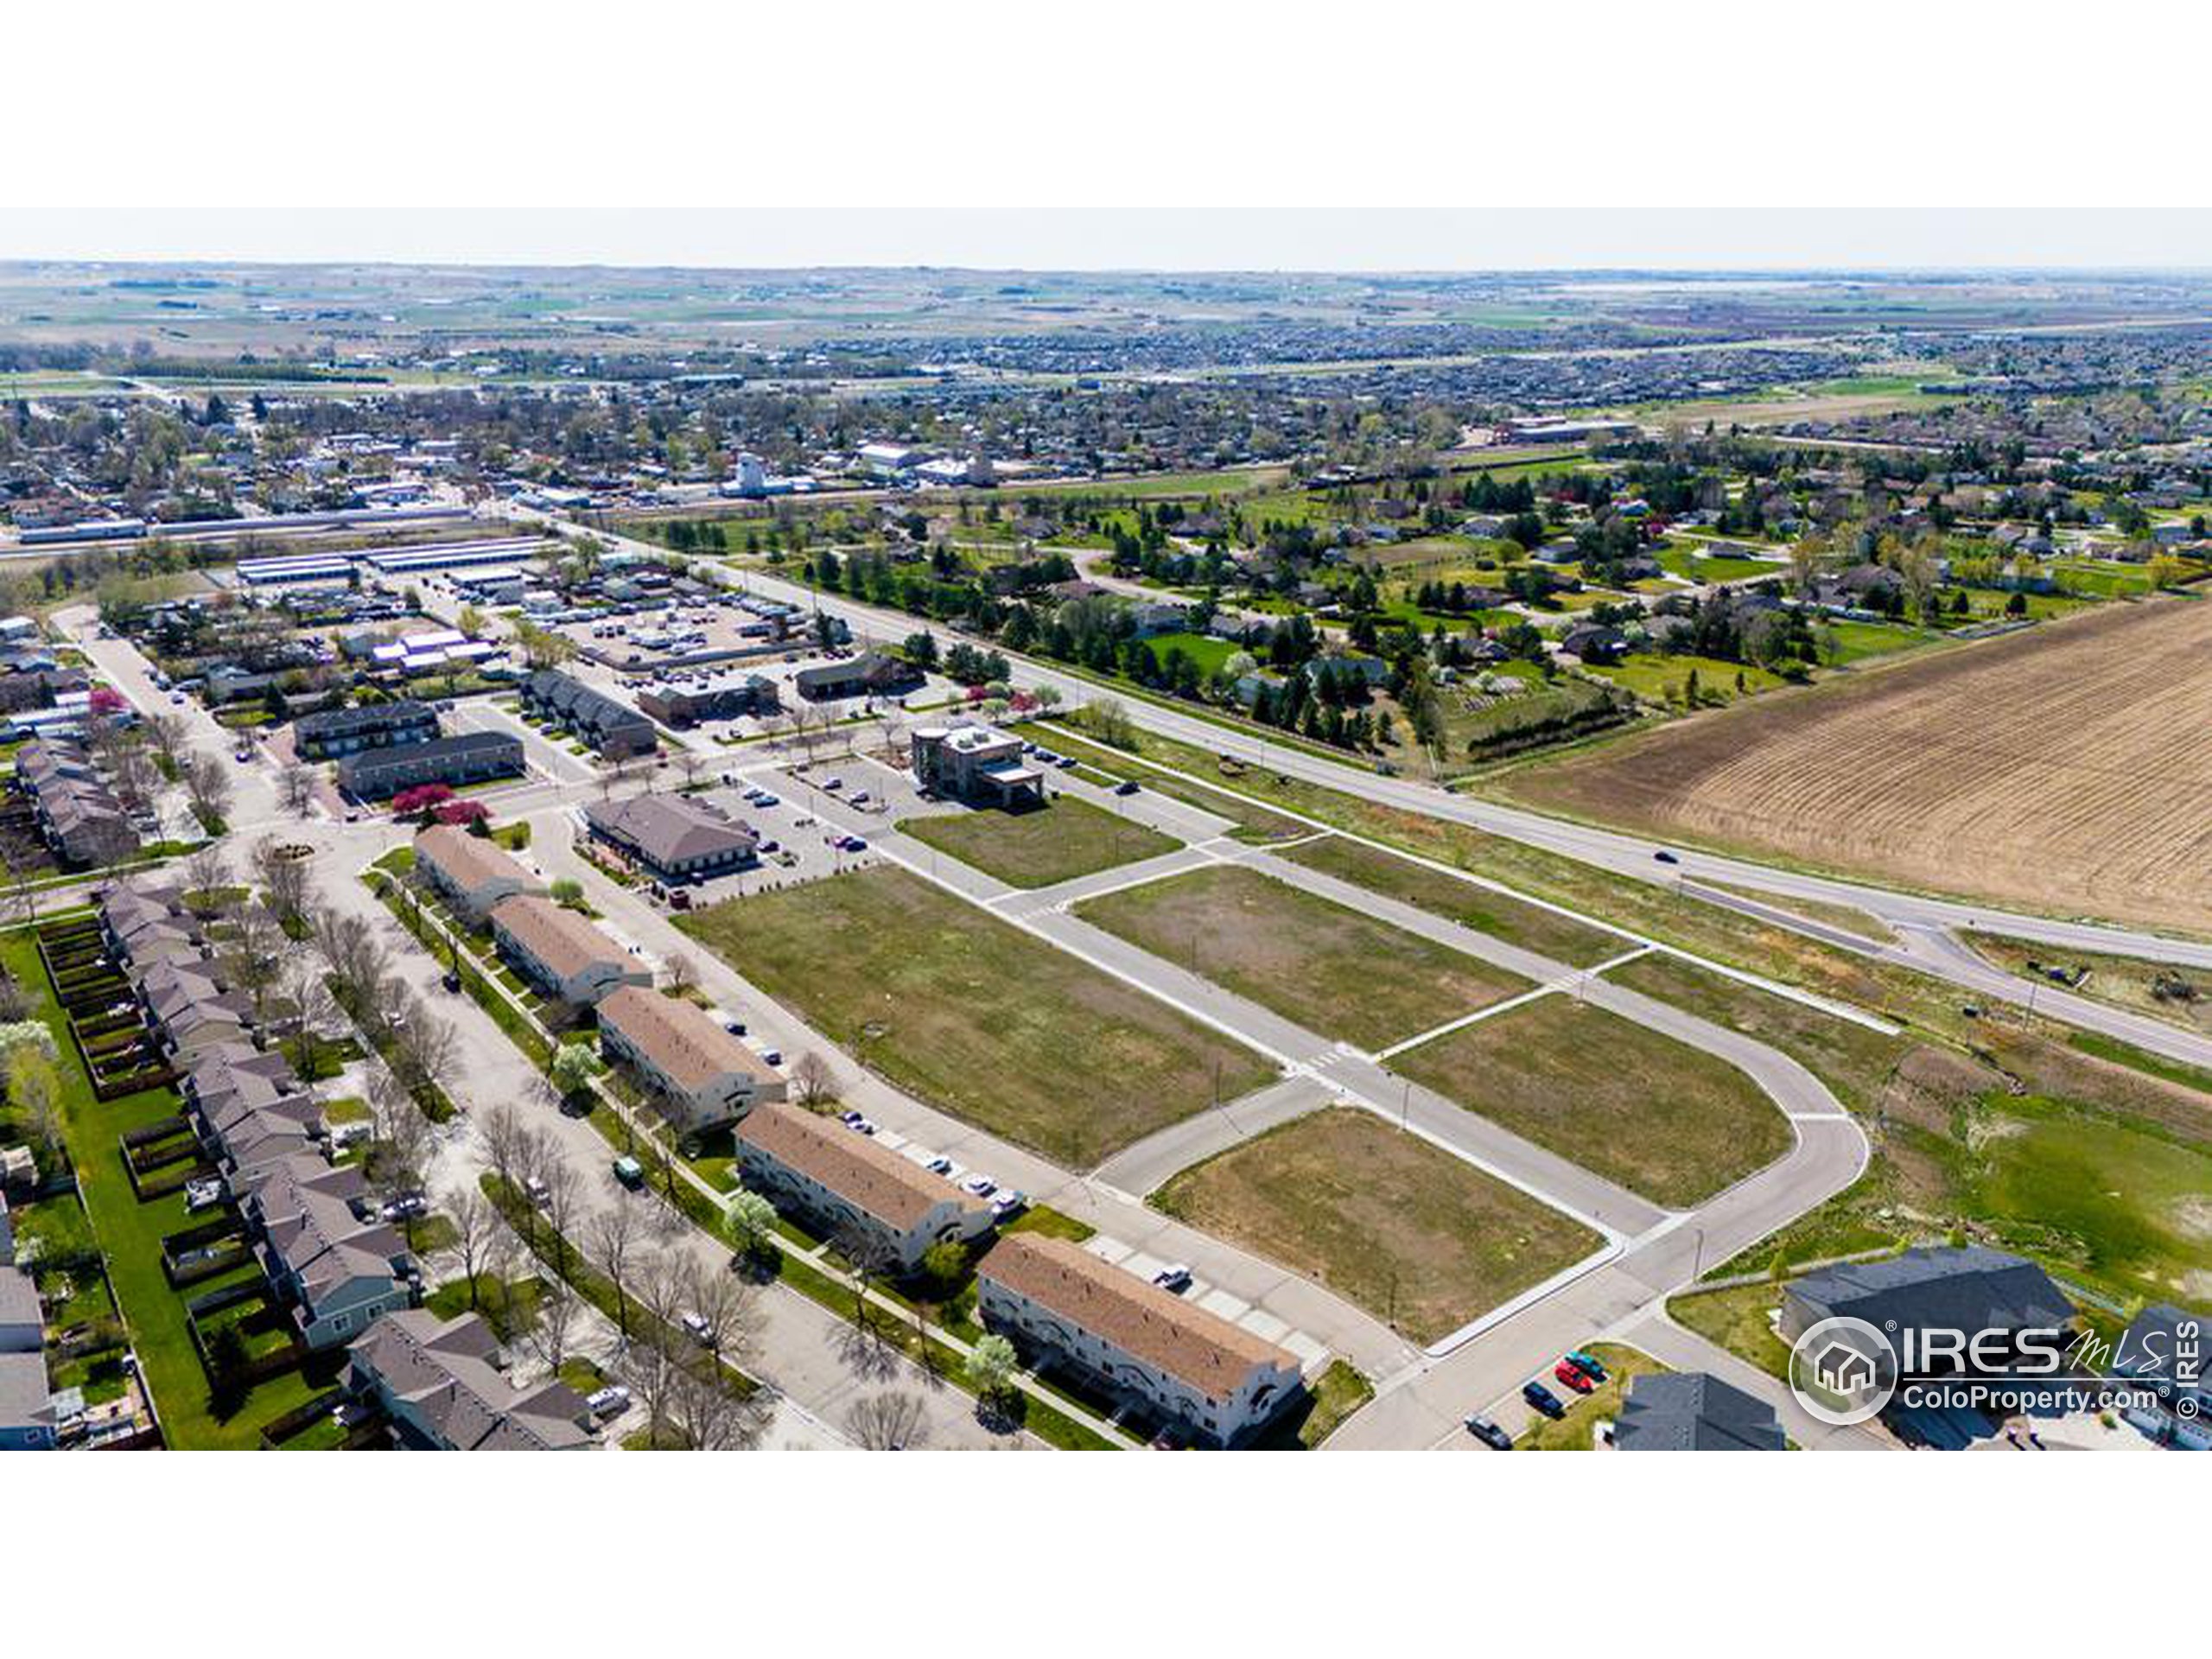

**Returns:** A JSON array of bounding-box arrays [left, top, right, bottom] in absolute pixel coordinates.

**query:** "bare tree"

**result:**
[[832, 1220, 899, 1338], [789, 1050, 838, 1109], [181, 841, 230, 912], [183, 750, 233, 830], [216, 899, 284, 1028], [249, 835, 309, 929], [373, 1095, 435, 1209], [586, 1194, 648, 1338], [480, 1103, 533, 1200], [388, 996, 460, 1110], [660, 951, 699, 998], [276, 764, 318, 818], [618, 1331, 677, 1449], [667, 1346, 760, 1452], [444, 1186, 499, 1312], [529, 1276, 584, 1377], [536, 1152, 582, 1278], [844, 1391, 931, 1451], [143, 709, 190, 776]]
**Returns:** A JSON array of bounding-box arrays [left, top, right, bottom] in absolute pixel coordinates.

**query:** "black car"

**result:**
[[1464, 1413, 1514, 1450], [442, 969, 463, 994], [1114, 779, 1141, 796], [1653, 849, 1681, 865], [1522, 1381, 1567, 1420]]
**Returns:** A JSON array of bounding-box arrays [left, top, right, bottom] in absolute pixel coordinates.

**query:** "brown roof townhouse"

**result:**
[[346, 1309, 594, 1450], [978, 1233, 1306, 1446], [488, 895, 652, 1007], [735, 1102, 995, 1272], [596, 984, 786, 1141], [414, 823, 537, 924]]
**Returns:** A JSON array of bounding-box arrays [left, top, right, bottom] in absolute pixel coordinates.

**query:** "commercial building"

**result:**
[[632, 671, 779, 728], [337, 730, 524, 798], [792, 652, 924, 703], [346, 1309, 594, 1450], [520, 670, 658, 759], [734, 1102, 995, 1271], [911, 722, 1043, 805], [596, 984, 786, 1140], [488, 895, 651, 1007], [293, 699, 439, 760], [977, 1233, 1304, 1446], [1614, 1372, 1786, 1452], [414, 823, 537, 923], [582, 792, 757, 884]]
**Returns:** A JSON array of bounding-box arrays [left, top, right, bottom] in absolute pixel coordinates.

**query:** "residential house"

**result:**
[[0, 1262, 41, 1353], [1783, 1247, 2075, 1359], [488, 895, 651, 1007], [14, 737, 138, 868], [1614, 1371, 1785, 1451], [582, 792, 758, 885], [346, 1309, 594, 1450], [977, 1233, 1305, 1447], [414, 823, 537, 923], [240, 1154, 416, 1350], [734, 1102, 995, 1271], [293, 699, 439, 760], [519, 670, 657, 759], [1559, 624, 1628, 664], [595, 984, 786, 1140], [338, 730, 524, 798], [0, 1349, 55, 1450], [2109, 1303, 2209, 1451]]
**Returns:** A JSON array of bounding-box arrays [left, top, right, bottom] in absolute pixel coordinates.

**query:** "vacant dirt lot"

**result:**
[[1501, 598, 2212, 932], [1153, 1108, 1602, 1344]]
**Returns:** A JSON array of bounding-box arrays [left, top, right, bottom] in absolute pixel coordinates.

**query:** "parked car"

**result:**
[[168, 690, 185, 705], [925, 1156, 954, 1176], [850, 791, 871, 805], [1522, 1382, 1567, 1420], [723, 1018, 747, 1037], [822, 777, 843, 791], [442, 969, 462, 993], [1566, 1350, 1609, 1383], [612, 1155, 645, 1189], [678, 1312, 716, 1348], [524, 1176, 553, 1208], [844, 1116, 876, 1135], [585, 1384, 633, 1419], [1554, 1360, 1596, 1395], [960, 1173, 996, 1198], [989, 1189, 1028, 1219], [756, 794, 780, 808], [1152, 1264, 1192, 1293], [1464, 1413, 1514, 1451], [669, 890, 691, 911], [383, 1194, 429, 1222]]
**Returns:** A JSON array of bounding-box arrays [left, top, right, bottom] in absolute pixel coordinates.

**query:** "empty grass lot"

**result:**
[[900, 795, 1179, 889], [1076, 864, 1529, 1052], [1154, 1109, 1603, 1344], [1392, 995, 1791, 1208], [1274, 834, 1622, 967], [677, 866, 1274, 1168]]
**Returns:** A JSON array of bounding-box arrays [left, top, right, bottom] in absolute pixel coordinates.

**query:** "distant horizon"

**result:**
[[10, 208, 2212, 274]]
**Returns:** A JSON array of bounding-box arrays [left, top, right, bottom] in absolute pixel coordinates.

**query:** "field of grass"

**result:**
[[1666, 1282, 1795, 1380], [1154, 1109, 1603, 1344], [1036, 726, 1313, 842], [1587, 652, 1784, 706], [1077, 864, 1529, 1052], [1656, 544, 1783, 584], [677, 866, 1275, 1167], [900, 795, 1179, 889], [1140, 631, 1236, 676], [1607, 952, 1910, 1114], [1815, 618, 1941, 665], [1393, 993, 1792, 1207], [1273, 834, 1622, 967]]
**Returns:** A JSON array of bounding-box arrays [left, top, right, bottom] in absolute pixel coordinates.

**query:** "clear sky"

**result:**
[[6, 2, 2208, 270]]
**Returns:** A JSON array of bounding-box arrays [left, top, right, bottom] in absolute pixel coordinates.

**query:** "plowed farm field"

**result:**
[[1500, 598, 2212, 933]]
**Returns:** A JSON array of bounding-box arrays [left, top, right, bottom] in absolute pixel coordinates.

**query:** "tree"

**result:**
[[789, 1049, 837, 1109], [444, 1186, 499, 1312], [276, 764, 318, 818], [529, 1276, 585, 1376], [723, 1189, 779, 1264], [588, 1197, 649, 1337], [549, 876, 585, 907], [181, 841, 230, 912], [548, 1041, 598, 1104], [250, 835, 310, 930], [832, 1220, 898, 1337], [661, 951, 698, 997], [206, 1321, 252, 1418], [919, 1239, 968, 1297], [844, 1391, 931, 1451], [965, 1333, 1018, 1402], [183, 750, 232, 832]]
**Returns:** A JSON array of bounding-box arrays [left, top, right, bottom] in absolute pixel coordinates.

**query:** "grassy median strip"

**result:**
[[1274, 833, 1622, 968], [677, 865, 1277, 1168], [1392, 995, 1792, 1209], [902, 795, 1179, 888], [1154, 1108, 1603, 1345], [1077, 863, 1529, 1052]]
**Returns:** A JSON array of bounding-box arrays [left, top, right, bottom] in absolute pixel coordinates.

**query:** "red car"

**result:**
[[1554, 1359, 1597, 1394]]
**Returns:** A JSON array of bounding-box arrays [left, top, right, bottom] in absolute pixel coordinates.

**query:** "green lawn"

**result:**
[[1, 929, 335, 1447], [1141, 631, 1236, 676], [900, 795, 1179, 889], [1666, 1282, 1794, 1380], [1656, 545, 1783, 584], [1392, 993, 1793, 1208], [1274, 834, 1622, 967], [1077, 863, 1529, 1052], [1815, 619, 1939, 665], [1154, 1108, 1602, 1344], [1587, 652, 1783, 705], [1036, 727, 1312, 842], [1518, 1342, 1669, 1450], [677, 866, 1275, 1168]]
